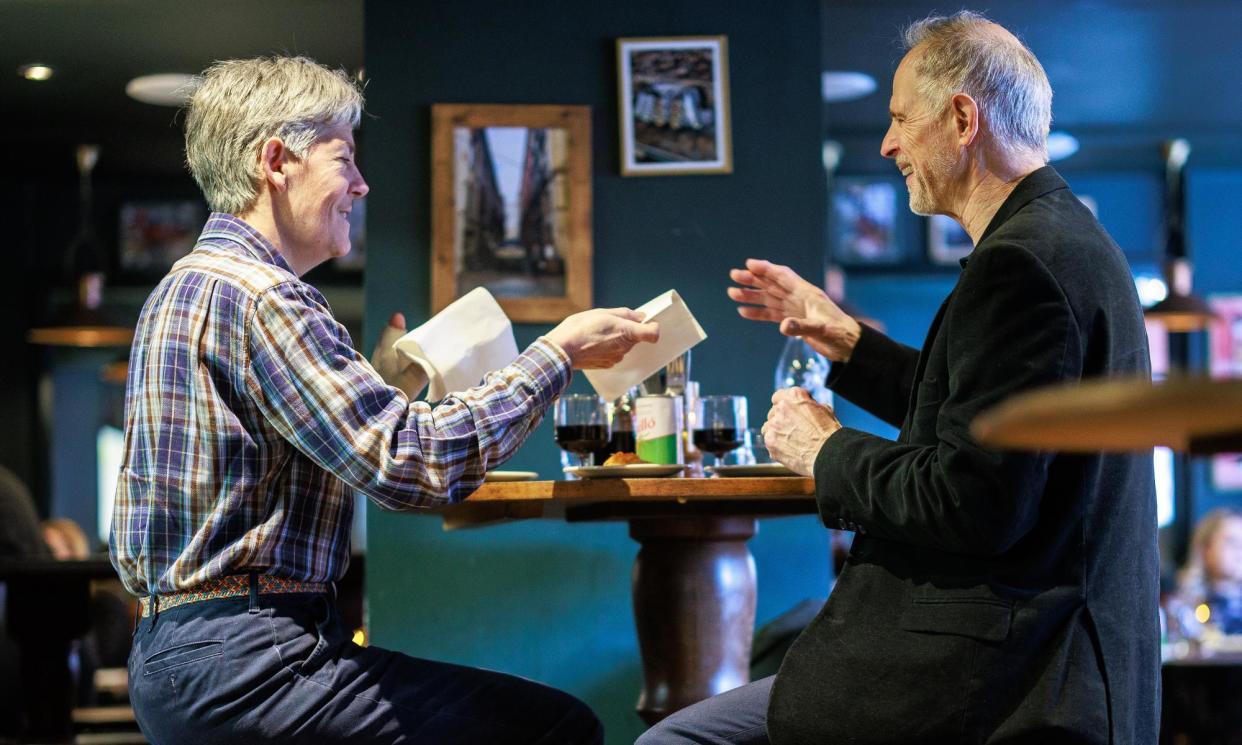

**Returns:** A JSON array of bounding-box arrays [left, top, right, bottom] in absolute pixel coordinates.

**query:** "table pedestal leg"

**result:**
[[629, 516, 757, 725]]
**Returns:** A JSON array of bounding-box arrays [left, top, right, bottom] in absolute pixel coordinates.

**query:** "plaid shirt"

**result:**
[[109, 213, 570, 597]]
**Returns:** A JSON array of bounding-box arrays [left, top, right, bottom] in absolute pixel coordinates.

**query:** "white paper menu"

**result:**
[[584, 289, 708, 401]]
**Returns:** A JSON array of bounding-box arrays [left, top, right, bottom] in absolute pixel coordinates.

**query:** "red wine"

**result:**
[[555, 425, 609, 454], [610, 430, 636, 454], [693, 428, 743, 457], [591, 430, 637, 465]]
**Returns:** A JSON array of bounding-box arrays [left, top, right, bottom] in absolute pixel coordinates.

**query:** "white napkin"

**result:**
[[584, 290, 707, 401], [390, 287, 519, 401]]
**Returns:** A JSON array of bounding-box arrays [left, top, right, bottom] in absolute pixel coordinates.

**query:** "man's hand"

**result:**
[[728, 258, 862, 362], [762, 387, 842, 476], [369, 312, 428, 398], [545, 308, 660, 370]]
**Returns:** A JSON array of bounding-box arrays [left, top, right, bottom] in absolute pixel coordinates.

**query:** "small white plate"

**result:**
[[484, 471, 540, 482], [706, 464, 799, 477], [563, 464, 688, 479]]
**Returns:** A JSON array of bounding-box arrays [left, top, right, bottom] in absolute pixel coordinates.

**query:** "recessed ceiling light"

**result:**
[[125, 73, 196, 106], [18, 63, 54, 81], [1047, 131, 1079, 161], [821, 71, 876, 103]]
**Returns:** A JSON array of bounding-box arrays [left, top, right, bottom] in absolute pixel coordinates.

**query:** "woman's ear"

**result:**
[[258, 137, 290, 193]]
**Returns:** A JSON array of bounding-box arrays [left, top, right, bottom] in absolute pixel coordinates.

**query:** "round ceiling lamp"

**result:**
[[125, 73, 196, 106], [18, 63, 54, 81], [821, 71, 876, 103], [1046, 131, 1079, 161]]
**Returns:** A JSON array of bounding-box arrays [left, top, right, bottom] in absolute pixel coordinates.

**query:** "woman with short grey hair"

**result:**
[[113, 54, 655, 745], [185, 56, 364, 215]]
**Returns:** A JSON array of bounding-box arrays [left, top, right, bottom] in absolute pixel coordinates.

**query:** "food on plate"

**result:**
[[602, 451, 648, 467]]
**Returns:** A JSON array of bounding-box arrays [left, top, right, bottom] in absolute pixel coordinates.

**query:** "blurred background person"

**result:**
[[1173, 508, 1242, 637]]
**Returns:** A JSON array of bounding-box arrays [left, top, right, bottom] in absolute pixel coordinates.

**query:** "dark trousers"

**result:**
[[128, 586, 602, 744], [636, 676, 773, 745]]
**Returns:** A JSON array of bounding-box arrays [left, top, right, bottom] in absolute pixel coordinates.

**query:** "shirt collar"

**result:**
[[197, 212, 294, 275]]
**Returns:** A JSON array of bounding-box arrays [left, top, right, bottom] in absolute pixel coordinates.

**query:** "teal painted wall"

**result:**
[[361, 1, 828, 741]]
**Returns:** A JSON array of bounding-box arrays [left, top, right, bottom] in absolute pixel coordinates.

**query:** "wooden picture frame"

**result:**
[[431, 103, 592, 323], [617, 35, 732, 176]]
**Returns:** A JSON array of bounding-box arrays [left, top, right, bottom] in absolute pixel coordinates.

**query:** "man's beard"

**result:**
[[906, 149, 957, 217]]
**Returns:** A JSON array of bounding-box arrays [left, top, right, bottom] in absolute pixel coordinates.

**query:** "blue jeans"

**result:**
[[635, 676, 773, 745], [128, 586, 602, 744]]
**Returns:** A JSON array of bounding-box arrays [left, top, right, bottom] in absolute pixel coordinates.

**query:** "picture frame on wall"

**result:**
[[616, 35, 732, 176], [117, 199, 207, 275], [1208, 294, 1242, 491], [830, 177, 905, 267], [431, 103, 592, 323], [927, 214, 973, 266]]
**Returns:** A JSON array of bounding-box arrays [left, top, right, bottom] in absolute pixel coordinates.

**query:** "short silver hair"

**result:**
[[184, 56, 364, 214], [903, 11, 1052, 161]]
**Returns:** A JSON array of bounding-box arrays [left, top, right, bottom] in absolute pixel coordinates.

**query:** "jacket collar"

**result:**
[[961, 165, 1067, 268]]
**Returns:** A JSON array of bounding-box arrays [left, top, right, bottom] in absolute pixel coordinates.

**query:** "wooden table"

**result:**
[[440, 475, 817, 724], [0, 558, 120, 743]]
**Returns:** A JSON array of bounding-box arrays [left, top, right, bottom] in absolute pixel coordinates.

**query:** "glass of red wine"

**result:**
[[554, 394, 610, 468], [692, 395, 748, 469]]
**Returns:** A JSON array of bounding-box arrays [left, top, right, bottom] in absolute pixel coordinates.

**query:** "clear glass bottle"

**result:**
[[775, 336, 833, 405]]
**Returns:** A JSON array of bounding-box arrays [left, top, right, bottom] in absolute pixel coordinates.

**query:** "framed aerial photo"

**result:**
[[830, 177, 907, 267], [1209, 294, 1242, 490], [430, 103, 592, 323], [927, 214, 973, 266], [617, 35, 732, 176], [117, 198, 206, 275]]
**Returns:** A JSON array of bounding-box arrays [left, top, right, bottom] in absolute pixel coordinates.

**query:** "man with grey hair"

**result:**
[[112, 56, 655, 744], [640, 11, 1157, 744]]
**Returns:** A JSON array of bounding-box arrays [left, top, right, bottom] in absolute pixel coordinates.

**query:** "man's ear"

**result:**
[[258, 137, 290, 193], [950, 92, 980, 147]]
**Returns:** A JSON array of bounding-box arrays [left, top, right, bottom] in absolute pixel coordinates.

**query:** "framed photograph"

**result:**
[[1208, 294, 1242, 490], [928, 214, 973, 266], [617, 36, 732, 176], [118, 199, 207, 274], [431, 104, 592, 323], [830, 178, 904, 266]]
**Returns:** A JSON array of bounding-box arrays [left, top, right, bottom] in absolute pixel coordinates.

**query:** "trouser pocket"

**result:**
[[142, 640, 224, 675]]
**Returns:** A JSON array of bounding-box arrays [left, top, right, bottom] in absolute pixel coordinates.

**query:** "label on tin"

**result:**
[[636, 395, 683, 465]]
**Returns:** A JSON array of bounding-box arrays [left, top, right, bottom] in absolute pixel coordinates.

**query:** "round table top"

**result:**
[[971, 376, 1242, 454]]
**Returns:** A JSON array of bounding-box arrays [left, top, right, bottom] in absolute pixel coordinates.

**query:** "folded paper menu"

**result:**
[[391, 287, 519, 401], [584, 290, 707, 401]]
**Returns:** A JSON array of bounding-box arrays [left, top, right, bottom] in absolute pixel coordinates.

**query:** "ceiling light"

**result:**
[[18, 63, 54, 81], [125, 73, 196, 106], [1046, 131, 1079, 161], [821, 71, 876, 103]]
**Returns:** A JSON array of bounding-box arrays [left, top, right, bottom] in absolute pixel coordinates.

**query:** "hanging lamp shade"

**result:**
[[28, 145, 134, 349], [1143, 139, 1215, 333], [1145, 257, 1216, 333]]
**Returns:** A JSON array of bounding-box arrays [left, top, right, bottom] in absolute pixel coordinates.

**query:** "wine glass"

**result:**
[[554, 394, 610, 468], [692, 395, 748, 468]]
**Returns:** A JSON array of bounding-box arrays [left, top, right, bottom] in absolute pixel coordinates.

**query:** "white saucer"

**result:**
[[484, 471, 540, 482], [563, 464, 688, 479], [705, 463, 799, 477]]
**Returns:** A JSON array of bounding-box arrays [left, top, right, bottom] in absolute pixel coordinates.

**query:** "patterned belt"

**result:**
[[139, 574, 328, 617]]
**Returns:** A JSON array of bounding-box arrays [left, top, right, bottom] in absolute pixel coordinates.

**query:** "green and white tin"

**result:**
[[635, 394, 683, 465]]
